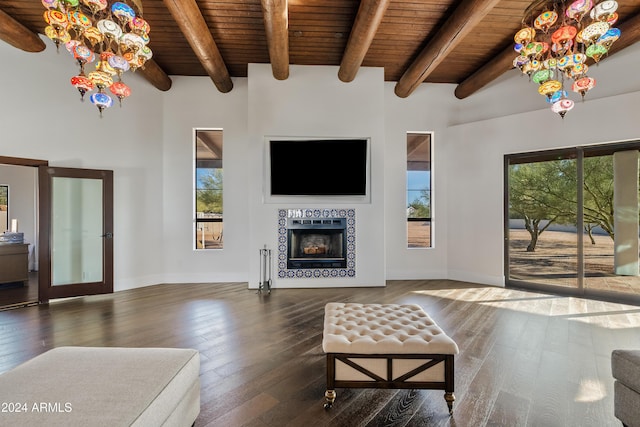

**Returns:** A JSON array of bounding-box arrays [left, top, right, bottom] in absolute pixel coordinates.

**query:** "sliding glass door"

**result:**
[[506, 142, 640, 303], [507, 154, 578, 289]]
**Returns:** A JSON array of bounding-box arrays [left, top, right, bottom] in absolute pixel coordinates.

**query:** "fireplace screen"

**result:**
[[287, 218, 347, 269]]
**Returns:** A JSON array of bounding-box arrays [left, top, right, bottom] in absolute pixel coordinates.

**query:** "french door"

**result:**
[[38, 166, 113, 302]]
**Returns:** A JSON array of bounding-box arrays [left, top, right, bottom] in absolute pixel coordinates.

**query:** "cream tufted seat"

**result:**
[[322, 302, 459, 414], [323, 303, 459, 355]]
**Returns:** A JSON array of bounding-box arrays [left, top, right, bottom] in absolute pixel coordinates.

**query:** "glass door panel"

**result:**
[[583, 151, 640, 295], [508, 158, 578, 288], [51, 177, 103, 286]]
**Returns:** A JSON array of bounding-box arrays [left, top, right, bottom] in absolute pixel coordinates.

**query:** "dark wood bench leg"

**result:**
[[445, 354, 455, 415], [324, 353, 336, 409], [444, 392, 455, 415]]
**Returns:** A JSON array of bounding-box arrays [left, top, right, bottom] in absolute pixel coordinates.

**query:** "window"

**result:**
[[407, 132, 432, 248], [195, 129, 223, 249], [506, 141, 640, 302]]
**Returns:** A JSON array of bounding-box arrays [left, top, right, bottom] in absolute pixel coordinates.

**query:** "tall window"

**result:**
[[407, 132, 432, 248], [195, 129, 223, 249]]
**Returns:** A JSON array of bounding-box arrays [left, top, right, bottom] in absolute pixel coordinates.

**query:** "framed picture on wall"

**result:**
[[0, 185, 7, 233]]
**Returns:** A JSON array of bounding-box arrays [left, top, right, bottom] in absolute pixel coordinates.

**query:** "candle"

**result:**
[[10, 219, 17, 233]]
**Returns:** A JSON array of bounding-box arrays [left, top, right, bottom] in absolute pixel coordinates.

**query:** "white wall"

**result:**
[[0, 37, 165, 291], [448, 42, 640, 126], [246, 64, 387, 288], [161, 76, 250, 284], [444, 42, 640, 286], [383, 83, 455, 279], [1, 34, 638, 292]]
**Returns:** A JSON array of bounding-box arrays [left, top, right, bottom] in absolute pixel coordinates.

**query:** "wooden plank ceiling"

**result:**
[[1, 0, 639, 99]]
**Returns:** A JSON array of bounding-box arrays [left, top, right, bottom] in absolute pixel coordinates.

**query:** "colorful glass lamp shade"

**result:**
[[90, 92, 113, 117], [42, 0, 152, 116], [70, 75, 94, 100], [109, 81, 131, 106], [513, 0, 621, 117], [551, 97, 575, 118]]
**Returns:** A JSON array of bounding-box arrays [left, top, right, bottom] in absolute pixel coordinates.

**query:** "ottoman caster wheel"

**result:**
[[324, 389, 336, 410]]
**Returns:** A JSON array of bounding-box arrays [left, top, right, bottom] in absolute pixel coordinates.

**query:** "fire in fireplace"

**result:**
[[287, 218, 347, 269]]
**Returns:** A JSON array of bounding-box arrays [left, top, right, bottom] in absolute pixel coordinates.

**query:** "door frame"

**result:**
[[0, 156, 47, 307], [38, 166, 114, 303]]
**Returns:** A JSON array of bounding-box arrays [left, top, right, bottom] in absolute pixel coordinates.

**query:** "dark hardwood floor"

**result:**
[[0, 271, 38, 309], [0, 280, 638, 426]]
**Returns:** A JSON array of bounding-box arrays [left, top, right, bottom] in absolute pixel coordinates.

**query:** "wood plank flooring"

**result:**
[[1, 280, 639, 426], [0, 272, 38, 309]]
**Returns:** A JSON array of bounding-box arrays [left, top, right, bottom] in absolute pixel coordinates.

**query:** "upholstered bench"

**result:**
[[0, 346, 200, 427], [322, 302, 459, 414]]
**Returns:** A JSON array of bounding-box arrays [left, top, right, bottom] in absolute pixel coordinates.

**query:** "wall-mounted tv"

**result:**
[[269, 138, 368, 196]]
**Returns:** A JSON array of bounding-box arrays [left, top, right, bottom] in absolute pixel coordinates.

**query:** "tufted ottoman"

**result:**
[[322, 302, 459, 414]]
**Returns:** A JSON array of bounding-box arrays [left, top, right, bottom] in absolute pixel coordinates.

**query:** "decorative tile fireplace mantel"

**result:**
[[277, 209, 355, 279]]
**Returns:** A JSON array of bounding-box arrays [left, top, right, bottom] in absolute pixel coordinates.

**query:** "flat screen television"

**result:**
[[269, 139, 368, 196]]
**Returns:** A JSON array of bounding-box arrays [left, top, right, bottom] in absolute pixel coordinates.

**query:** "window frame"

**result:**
[[504, 139, 640, 304], [406, 131, 433, 249], [194, 128, 224, 250]]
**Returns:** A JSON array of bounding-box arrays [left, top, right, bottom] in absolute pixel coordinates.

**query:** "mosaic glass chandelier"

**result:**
[[42, 0, 152, 117], [513, 0, 621, 118]]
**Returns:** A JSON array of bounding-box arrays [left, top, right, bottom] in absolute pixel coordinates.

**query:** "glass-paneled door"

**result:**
[[38, 166, 113, 302]]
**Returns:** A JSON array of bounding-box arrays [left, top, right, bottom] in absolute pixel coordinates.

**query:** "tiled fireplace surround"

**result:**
[[277, 208, 356, 279]]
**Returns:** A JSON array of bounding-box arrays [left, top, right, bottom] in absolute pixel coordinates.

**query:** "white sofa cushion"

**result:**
[[0, 346, 200, 427]]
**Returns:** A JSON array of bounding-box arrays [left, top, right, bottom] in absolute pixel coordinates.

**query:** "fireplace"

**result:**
[[277, 209, 356, 278], [287, 218, 346, 269]]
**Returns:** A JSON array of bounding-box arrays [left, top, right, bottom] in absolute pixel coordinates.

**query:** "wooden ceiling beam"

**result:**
[[0, 8, 45, 53], [394, 0, 502, 98], [338, 0, 391, 82], [407, 133, 430, 160], [453, 43, 513, 100], [138, 59, 172, 92], [261, 0, 289, 80], [455, 12, 640, 100], [604, 12, 640, 56], [197, 132, 222, 158], [163, 0, 233, 93]]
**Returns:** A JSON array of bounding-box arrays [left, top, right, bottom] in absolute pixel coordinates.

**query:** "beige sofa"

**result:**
[[0, 346, 200, 426]]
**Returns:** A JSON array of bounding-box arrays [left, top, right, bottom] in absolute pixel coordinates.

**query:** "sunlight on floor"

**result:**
[[574, 378, 607, 403], [411, 288, 640, 329]]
